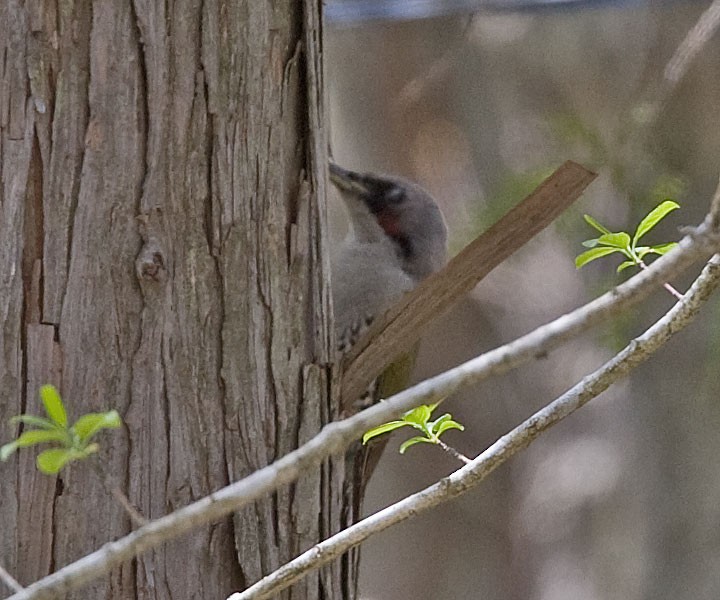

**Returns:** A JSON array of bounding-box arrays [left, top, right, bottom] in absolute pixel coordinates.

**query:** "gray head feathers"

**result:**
[[329, 163, 448, 347]]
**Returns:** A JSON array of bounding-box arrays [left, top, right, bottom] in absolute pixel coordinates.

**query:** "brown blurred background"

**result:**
[[326, 1, 720, 598]]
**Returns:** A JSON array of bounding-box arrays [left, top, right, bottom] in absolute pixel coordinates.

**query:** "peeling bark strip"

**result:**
[[1, 1, 335, 599]]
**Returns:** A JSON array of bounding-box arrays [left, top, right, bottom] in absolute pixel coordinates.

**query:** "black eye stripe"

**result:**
[[364, 184, 404, 212], [365, 196, 385, 214]]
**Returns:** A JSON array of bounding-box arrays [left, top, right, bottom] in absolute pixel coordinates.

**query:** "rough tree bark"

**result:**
[[0, 1, 345, 598]]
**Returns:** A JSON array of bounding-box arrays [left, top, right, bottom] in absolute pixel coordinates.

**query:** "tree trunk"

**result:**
[[0, 1, 346, 598]]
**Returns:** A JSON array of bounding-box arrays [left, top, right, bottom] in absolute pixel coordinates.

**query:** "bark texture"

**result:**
[[0, 1, 337, 598]]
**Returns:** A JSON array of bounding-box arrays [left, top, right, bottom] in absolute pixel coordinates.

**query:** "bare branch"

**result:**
[[437, 439, 472, 465], [641, 0, 720, 124], [0, 565, 23, 594], [89, 461, 147, 527], [637, 260, 684, 300], [8, 213, 720, 600], [709, 173, 720, 229], [233, 254, 720, 600], [663, 0, 720, 88], [394, 14, 476, 109]]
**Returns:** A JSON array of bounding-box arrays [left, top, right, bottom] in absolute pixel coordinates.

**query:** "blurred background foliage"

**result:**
[[325, 1, 720, 598]]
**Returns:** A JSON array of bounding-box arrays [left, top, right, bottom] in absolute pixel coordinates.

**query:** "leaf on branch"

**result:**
[[434, 420, 465, 436], [597, 232, 631, 250], [575, 247, 622, 268], [399, 436, 435, 454], [40, 385, 67, 427], [583, 214, 612, 235], [632, 200, 680, 247], [0, 441, 20, 461], [15, 429, 69, 448], [36, 448, 86, 475], [363, 402, 466, 456], [9, 414, 58, 430], [617, 260, 637, 273], [1, 384, 124, 475], [403, 404, 436, 426], [73, 411, 122, 444], [428, 413, 453, 430], [648, 242, 679, 256], [362, 421, 407, 444]]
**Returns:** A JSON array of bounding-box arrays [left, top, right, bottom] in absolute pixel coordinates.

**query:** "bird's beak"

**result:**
[[329, 162, 371, 196]]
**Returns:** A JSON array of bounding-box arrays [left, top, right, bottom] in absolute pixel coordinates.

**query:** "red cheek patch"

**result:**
[[377, 209, 401, 238]]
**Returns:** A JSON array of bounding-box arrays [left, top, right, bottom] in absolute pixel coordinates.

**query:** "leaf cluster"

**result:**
[[0, 385, 121, 474], [576, 200, 680, 272], [363, 403, 464, 454]]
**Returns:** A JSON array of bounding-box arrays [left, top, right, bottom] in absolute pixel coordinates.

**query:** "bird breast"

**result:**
[[331, 241, 415, 353]]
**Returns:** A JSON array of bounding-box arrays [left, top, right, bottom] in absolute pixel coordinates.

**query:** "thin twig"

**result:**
[[638, 260, 684, 300], [436, 439, 472, 465], [108, 487, 147, 528], [7, 215, 720, 600], [708, 173, 720, 229], [232, 254, 720, 600], [0, 565, 23, 593], [641, 0, 720, 125], [394, 14, 476, 110], [89, 461, 147, 527], [663, 0, 720, 87]]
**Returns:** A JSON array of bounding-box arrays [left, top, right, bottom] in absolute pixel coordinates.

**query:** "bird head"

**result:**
[[329, 162, 448, 281]]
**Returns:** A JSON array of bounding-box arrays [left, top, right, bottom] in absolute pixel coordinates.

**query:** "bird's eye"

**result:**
[[385, 187, 405, 203]]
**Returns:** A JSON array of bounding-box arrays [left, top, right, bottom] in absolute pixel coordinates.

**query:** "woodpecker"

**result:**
[[330, 162, 448, 358], [329, 162, 448, 596]]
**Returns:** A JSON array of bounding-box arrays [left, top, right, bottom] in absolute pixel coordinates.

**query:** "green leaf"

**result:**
[[2, 434, 73, 462], [15, 429, 69, 448], [362, 421, 408, 444], [435, 420, 465, 436], [617, 260, 638, 273], [575, 247, 622, 268], [633, 200, 680, 246], [635, 246, 651, 260], [399, 436, 435, 454], [637, 242, 679, 260], [581, 239, 599, 248], [10, 415, 59, 430], [428, 413, 452, 431], [36, 448, 85, 474], [39, 385, 67, 427], [1, 441, 20, 461], [73, 411, 122, 444], [83, 443, 100, 456], [647, 242, 679, 256], [583, 214, 612, 235], [402, 404, 433, 426], [597, 232, 631, 250]]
